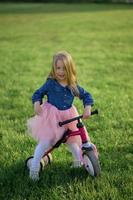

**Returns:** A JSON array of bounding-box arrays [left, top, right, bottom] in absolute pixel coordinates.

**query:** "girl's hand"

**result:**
[[82, 105, 91, 119], [34, 101, 42, 115]]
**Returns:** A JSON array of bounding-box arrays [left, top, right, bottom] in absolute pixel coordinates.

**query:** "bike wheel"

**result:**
[[25, 153, 52, 171], [83, 150, 101, 177], [41, 153, 53, 170]]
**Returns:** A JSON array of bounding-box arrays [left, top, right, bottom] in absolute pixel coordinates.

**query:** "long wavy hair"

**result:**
[[49, 51, 79, 97]]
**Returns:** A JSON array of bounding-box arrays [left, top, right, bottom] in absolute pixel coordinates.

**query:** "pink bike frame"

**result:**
[[42, 109, 98, 158]]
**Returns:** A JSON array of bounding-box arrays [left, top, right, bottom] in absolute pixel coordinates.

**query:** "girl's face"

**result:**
[[55, 59, 67, 83]]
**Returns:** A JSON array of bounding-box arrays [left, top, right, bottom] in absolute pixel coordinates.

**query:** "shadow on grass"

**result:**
[[0, 3, 132, 14], [1, 143, 132, 199], [0, 159, 93, 199]]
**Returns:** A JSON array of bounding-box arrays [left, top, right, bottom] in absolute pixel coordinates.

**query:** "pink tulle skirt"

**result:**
[[27, 102, 90, 146]]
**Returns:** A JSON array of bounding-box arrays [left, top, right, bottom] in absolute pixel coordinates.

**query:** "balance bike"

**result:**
[[25, 109, 101, 177]]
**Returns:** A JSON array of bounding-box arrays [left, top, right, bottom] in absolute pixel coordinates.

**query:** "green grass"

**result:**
[[0, 3, 133, 200]]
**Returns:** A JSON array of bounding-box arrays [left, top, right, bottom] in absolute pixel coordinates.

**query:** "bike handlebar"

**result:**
[[59, 109, 98, 127]]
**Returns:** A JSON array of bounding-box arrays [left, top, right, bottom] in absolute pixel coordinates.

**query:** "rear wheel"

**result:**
[[83, 150, 101, 177], [25, 153, 52, 171], [41, 153, 53, 170]]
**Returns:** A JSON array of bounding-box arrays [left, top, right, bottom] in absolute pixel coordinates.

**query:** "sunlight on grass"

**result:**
[[0, 3, 133, 200]]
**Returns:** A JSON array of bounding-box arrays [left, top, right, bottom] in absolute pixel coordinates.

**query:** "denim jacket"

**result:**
[[32, 78, 94, 110]]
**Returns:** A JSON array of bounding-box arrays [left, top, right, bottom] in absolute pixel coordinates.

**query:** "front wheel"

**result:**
[[82, 150, 101, 177]]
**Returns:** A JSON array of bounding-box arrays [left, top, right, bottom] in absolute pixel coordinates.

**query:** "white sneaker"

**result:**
[[82, 142, 92, 149], [29, 170, 39, 181], [71, 161, 83, 168], [26, 157, 32, 170]]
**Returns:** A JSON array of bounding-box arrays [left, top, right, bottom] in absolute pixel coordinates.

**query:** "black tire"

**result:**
[[83, 150, 101, 177], [25, 153, 52, 172], [25, 156, 42, 176], [25, 156, 34, 170]]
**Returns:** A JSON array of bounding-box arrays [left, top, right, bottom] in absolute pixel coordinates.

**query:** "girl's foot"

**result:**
[[71, 160, 83, 168], [82, 142, 93, 150], [29, 170, 39, 181]]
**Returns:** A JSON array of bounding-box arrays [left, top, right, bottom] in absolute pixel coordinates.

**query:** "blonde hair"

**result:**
[[49, 51, 79, 96]]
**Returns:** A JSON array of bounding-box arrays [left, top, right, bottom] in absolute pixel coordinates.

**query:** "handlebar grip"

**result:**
[[59, 109, 98, 127]]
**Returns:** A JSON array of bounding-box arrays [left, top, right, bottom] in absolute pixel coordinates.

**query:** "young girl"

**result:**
[[27, 51, 96, 181]]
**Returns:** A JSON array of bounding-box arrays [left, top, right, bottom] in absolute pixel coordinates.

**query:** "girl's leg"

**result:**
[[67, 105, 92, 149], [81, 126, 92, 149], [66, 141, 83, 167], [30, 141, 50, 181]]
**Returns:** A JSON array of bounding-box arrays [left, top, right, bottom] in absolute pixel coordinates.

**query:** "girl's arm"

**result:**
[[32, 78, 51, 104], [77, 85, 94, 106], [77, 85, 94, 119], [32, 79, 51, 115], [34, 101, 43, 115], [82, 105, 92, 119]]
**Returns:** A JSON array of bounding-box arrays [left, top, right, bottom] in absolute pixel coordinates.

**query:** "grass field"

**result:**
[[0, 3, 133, 200]]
